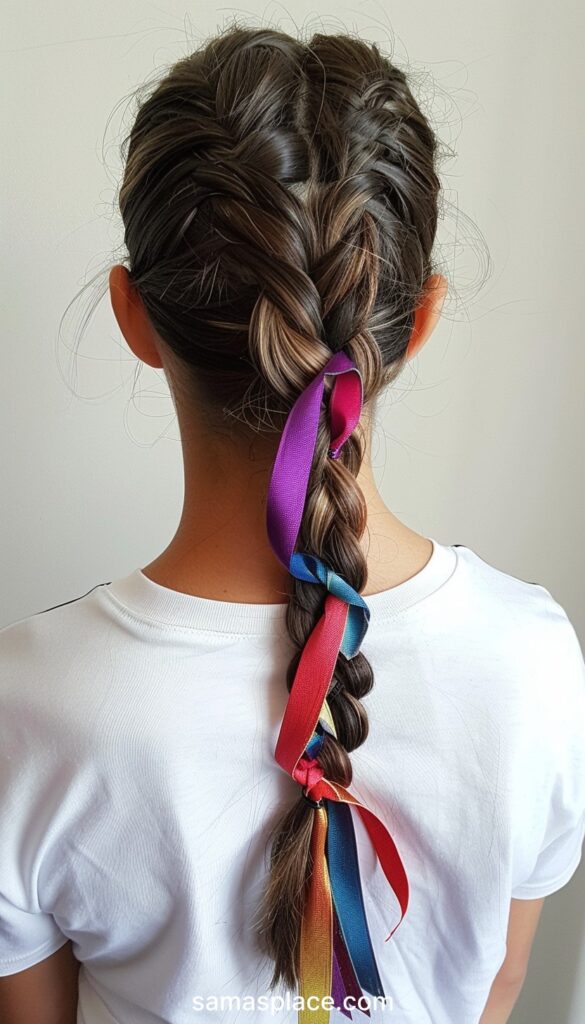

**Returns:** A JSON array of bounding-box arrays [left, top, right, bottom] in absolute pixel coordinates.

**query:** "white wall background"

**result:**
[[2, 2, 584, 1020]]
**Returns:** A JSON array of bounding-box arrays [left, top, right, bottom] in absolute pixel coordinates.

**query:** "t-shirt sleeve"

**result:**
[[511, 812, 585, 899], [0, 622, 69, 975], [0, 893, 68, 977], [511, 602, 585, 899]]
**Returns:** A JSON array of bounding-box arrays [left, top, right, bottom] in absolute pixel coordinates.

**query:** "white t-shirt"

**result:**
[[1, 538, 584, 1024]]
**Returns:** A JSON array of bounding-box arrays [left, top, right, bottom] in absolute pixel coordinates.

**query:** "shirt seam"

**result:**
[[100, 586, 288, 638]]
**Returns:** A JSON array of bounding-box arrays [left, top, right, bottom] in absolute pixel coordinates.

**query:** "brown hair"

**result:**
[[112, 22, 448, 991]]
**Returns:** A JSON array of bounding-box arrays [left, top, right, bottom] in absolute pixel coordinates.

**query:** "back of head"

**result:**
[[116, 22, 441, 992]]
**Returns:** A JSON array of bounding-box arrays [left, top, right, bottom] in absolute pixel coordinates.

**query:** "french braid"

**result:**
[[115, 21, 442, 995]]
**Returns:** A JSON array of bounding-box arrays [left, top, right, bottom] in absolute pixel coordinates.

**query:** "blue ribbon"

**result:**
[[289, 551, 370, 659], [305, 728, 326, 759], [326, 799, 386, 998]]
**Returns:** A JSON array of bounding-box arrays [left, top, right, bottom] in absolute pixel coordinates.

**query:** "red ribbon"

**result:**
[[276, 590, 410, 943]]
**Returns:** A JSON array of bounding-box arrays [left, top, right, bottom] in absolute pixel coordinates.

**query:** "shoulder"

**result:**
[[0, 580, 112, 722], [0, 580, 119, 846], [451, 541, 578, 638], [451, 545, 585, 884], [452, 541, 557, 603], [451, 542, 584, 727], [0, 579, 110, 639], [0, 584, 113, 944]]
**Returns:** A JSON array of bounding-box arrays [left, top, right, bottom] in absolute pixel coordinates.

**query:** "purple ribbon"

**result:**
[[266, 349, 364, 570]]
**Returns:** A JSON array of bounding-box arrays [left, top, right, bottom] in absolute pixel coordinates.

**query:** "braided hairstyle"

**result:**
[[116, 23, 442, 991]]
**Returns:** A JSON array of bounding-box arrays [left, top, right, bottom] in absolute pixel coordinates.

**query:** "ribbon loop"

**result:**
[[289, 551, 370, 659], [328, 368, 364, 458], [266, 349, 363, 571]]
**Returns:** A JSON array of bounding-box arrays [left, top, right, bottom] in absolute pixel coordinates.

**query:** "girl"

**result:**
[[1, 23, 584, 1024]]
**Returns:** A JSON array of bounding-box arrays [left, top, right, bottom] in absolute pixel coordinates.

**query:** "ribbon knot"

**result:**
[[293, 755, 326, 801]]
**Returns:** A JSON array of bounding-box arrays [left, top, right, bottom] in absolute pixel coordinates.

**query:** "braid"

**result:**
[[258, 39, 418, 983], [114, 20, 444, 1010]]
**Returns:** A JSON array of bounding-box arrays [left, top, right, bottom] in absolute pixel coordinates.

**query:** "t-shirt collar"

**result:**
[[104, 537, 458, 635]]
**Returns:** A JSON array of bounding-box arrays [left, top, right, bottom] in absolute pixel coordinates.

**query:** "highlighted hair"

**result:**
[[116, 22, 443, 995]]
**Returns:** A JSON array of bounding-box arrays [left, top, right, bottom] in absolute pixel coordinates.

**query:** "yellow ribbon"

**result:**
[[299, 804, 333, 1024]]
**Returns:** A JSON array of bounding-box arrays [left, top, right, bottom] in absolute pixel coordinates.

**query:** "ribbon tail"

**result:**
[[356, 801, 409, 942], [332, 900, 371, 1018], [299, 806, 333, 1024], [320, 780, 410, 940], [327, 800, 383, 999], [332, 929, 353, 1020]]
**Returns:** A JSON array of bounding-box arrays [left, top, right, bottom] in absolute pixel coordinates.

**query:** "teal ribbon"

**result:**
[[289, 551, 370, 659], [327, 799, 386, 998]]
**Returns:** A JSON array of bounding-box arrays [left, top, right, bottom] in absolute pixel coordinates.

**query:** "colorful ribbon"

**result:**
[[267, 349, 370, 662], [265, 349, 410, 1022]]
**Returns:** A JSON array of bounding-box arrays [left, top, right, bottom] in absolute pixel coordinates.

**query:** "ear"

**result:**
[[406, 274, 448, 360], [108, 265, 164, 369]]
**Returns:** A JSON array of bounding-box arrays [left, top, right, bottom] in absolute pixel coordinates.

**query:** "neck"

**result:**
[[141, 412, 433, 603]]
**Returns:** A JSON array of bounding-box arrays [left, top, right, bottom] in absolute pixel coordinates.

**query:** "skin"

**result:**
[[107, 266, 450, 601], [479, 897, 546, 1022], [0, 940, 80, 1023], [0, 268, 545, 1022]]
